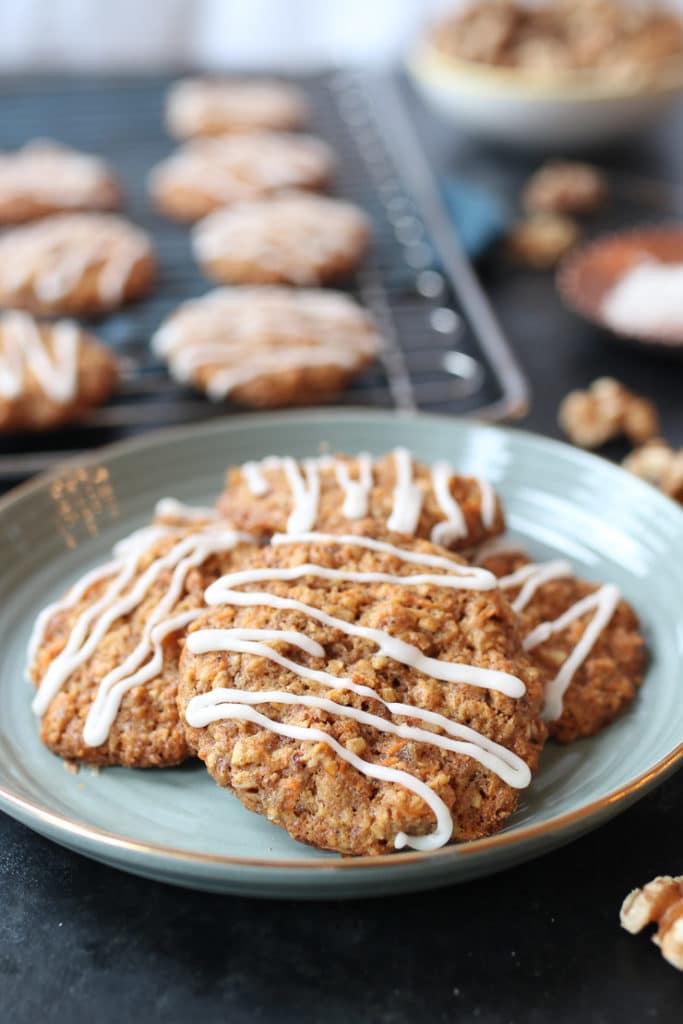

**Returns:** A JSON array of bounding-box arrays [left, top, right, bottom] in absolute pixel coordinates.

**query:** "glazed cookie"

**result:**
[[0, 310, 119, 432], [217, 448, 505, 553], [192, 192, 370, 286], [0, 213, 155, 316], [151, 286, 380, 408], [478, 548, 646, 743], [179, 533, 546, 855], [148, 133, 334, 223], [165, 78, 308, 139], [28, 523, 259, 767], [0, 140, 121, 225]]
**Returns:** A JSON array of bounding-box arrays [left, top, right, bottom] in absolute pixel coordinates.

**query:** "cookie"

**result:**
[[192, 192, 370, 286], [0, 310, 119, 432], [179, 533, 546, 855], [217, 448, 505, 553], [148, 133, 334, 223], [478, 548, 646, 743], [165, 78, 308, 139], [151, 286, 380, 408], [28, 523, 259, 767], [0, 140, 121, 225], [0, 213, 155, 316]]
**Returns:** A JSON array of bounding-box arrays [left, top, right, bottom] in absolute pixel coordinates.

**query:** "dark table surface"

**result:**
[[2, 76, 683, 1024]]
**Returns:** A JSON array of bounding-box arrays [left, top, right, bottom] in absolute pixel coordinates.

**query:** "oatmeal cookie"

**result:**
[[0, 310, 118, 432], [28, 524, 259, 767], [148, 133, 334, 223], [479, 548, 645, 742], [179, 533, 546, 854], [192, 192, 370, 286], [0, 213, 155, 316], [165, 78, 308, 139], [0, 140, 121, 224], [151, 286, 380, 408], [217, 449, 505, 552]]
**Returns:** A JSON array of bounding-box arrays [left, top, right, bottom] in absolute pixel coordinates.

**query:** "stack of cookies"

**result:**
[[28, 448, 645, 856]]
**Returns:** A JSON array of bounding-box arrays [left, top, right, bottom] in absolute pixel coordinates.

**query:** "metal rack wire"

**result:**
[[0, 70, 529, 489]]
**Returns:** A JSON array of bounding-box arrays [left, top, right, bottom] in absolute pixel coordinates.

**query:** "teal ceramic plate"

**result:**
[[1, 411, 682, 899]]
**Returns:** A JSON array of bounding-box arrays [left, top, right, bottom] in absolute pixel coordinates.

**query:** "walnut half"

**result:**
[[620, 876, 683, 971], [558, 377, 660, 449], [623, 440, 683, 503]]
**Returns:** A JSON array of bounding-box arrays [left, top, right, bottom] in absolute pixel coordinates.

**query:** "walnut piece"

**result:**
[[523, 161, 608, 216], [507, 214, 580, 269], [623, 440, 683, 503], [620, 876, 683, 971], [429, 0, 683, 79], [558, 377, 661, 449]]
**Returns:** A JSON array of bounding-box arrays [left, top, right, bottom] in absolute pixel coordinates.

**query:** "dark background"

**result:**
[[2, 76, 682, 1022]]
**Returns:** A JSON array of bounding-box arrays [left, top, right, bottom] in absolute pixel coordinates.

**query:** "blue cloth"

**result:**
[[440, 178, 511, 259]]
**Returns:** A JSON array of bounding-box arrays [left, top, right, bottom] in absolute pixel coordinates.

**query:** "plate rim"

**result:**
[[2, 407, 683, 874]]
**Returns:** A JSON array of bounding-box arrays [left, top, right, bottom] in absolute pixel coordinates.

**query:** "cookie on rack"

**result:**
[[217, 448, 505, 553], [179, 533, 546, 855], [151, 286, 380, 408], [28, 522, 260, 767], [0, 310, 119, 432], [148, 133, 334, 223], [0, 140, 121, 225], [165, 78, 309, 139], [477, 548, 646, 743], [192, 192, 370, 286], [0, 213, 156, 317]]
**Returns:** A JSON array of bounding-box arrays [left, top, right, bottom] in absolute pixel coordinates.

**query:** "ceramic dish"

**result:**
[[1, 410, 682, 898], [407, 42, 683, 150], [558, 225, 683, 350]]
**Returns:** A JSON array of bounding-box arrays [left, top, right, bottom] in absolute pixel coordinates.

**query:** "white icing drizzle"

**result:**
[[26, 560, 120, 677], [498, 559, 573, 613], [333, 452, 373, 519], [0, 312, 79, 403], [185, 636, 530, 787], [234, 451, 498, 544], [186, 695, 453, 851], [0, 214, 151, 305], [523, 583, 621, 723], [430, 460, 467, 546], [203, 544, 523, 697], [471, 537, 523, 563], [271, 531, 496, 582], [479, 479, 496, 530], [281, 457, 320, 534], [30, 525, 253, 745], [387, 447, 424, 534], [241, 461, 270, 496], [154, 497, 220, 522]]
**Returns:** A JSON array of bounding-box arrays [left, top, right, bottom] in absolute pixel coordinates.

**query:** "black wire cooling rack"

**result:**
[[0, 70, 529, 490]]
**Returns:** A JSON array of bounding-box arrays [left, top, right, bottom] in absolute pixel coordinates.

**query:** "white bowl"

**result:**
[[408, 41, 683, 150]]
